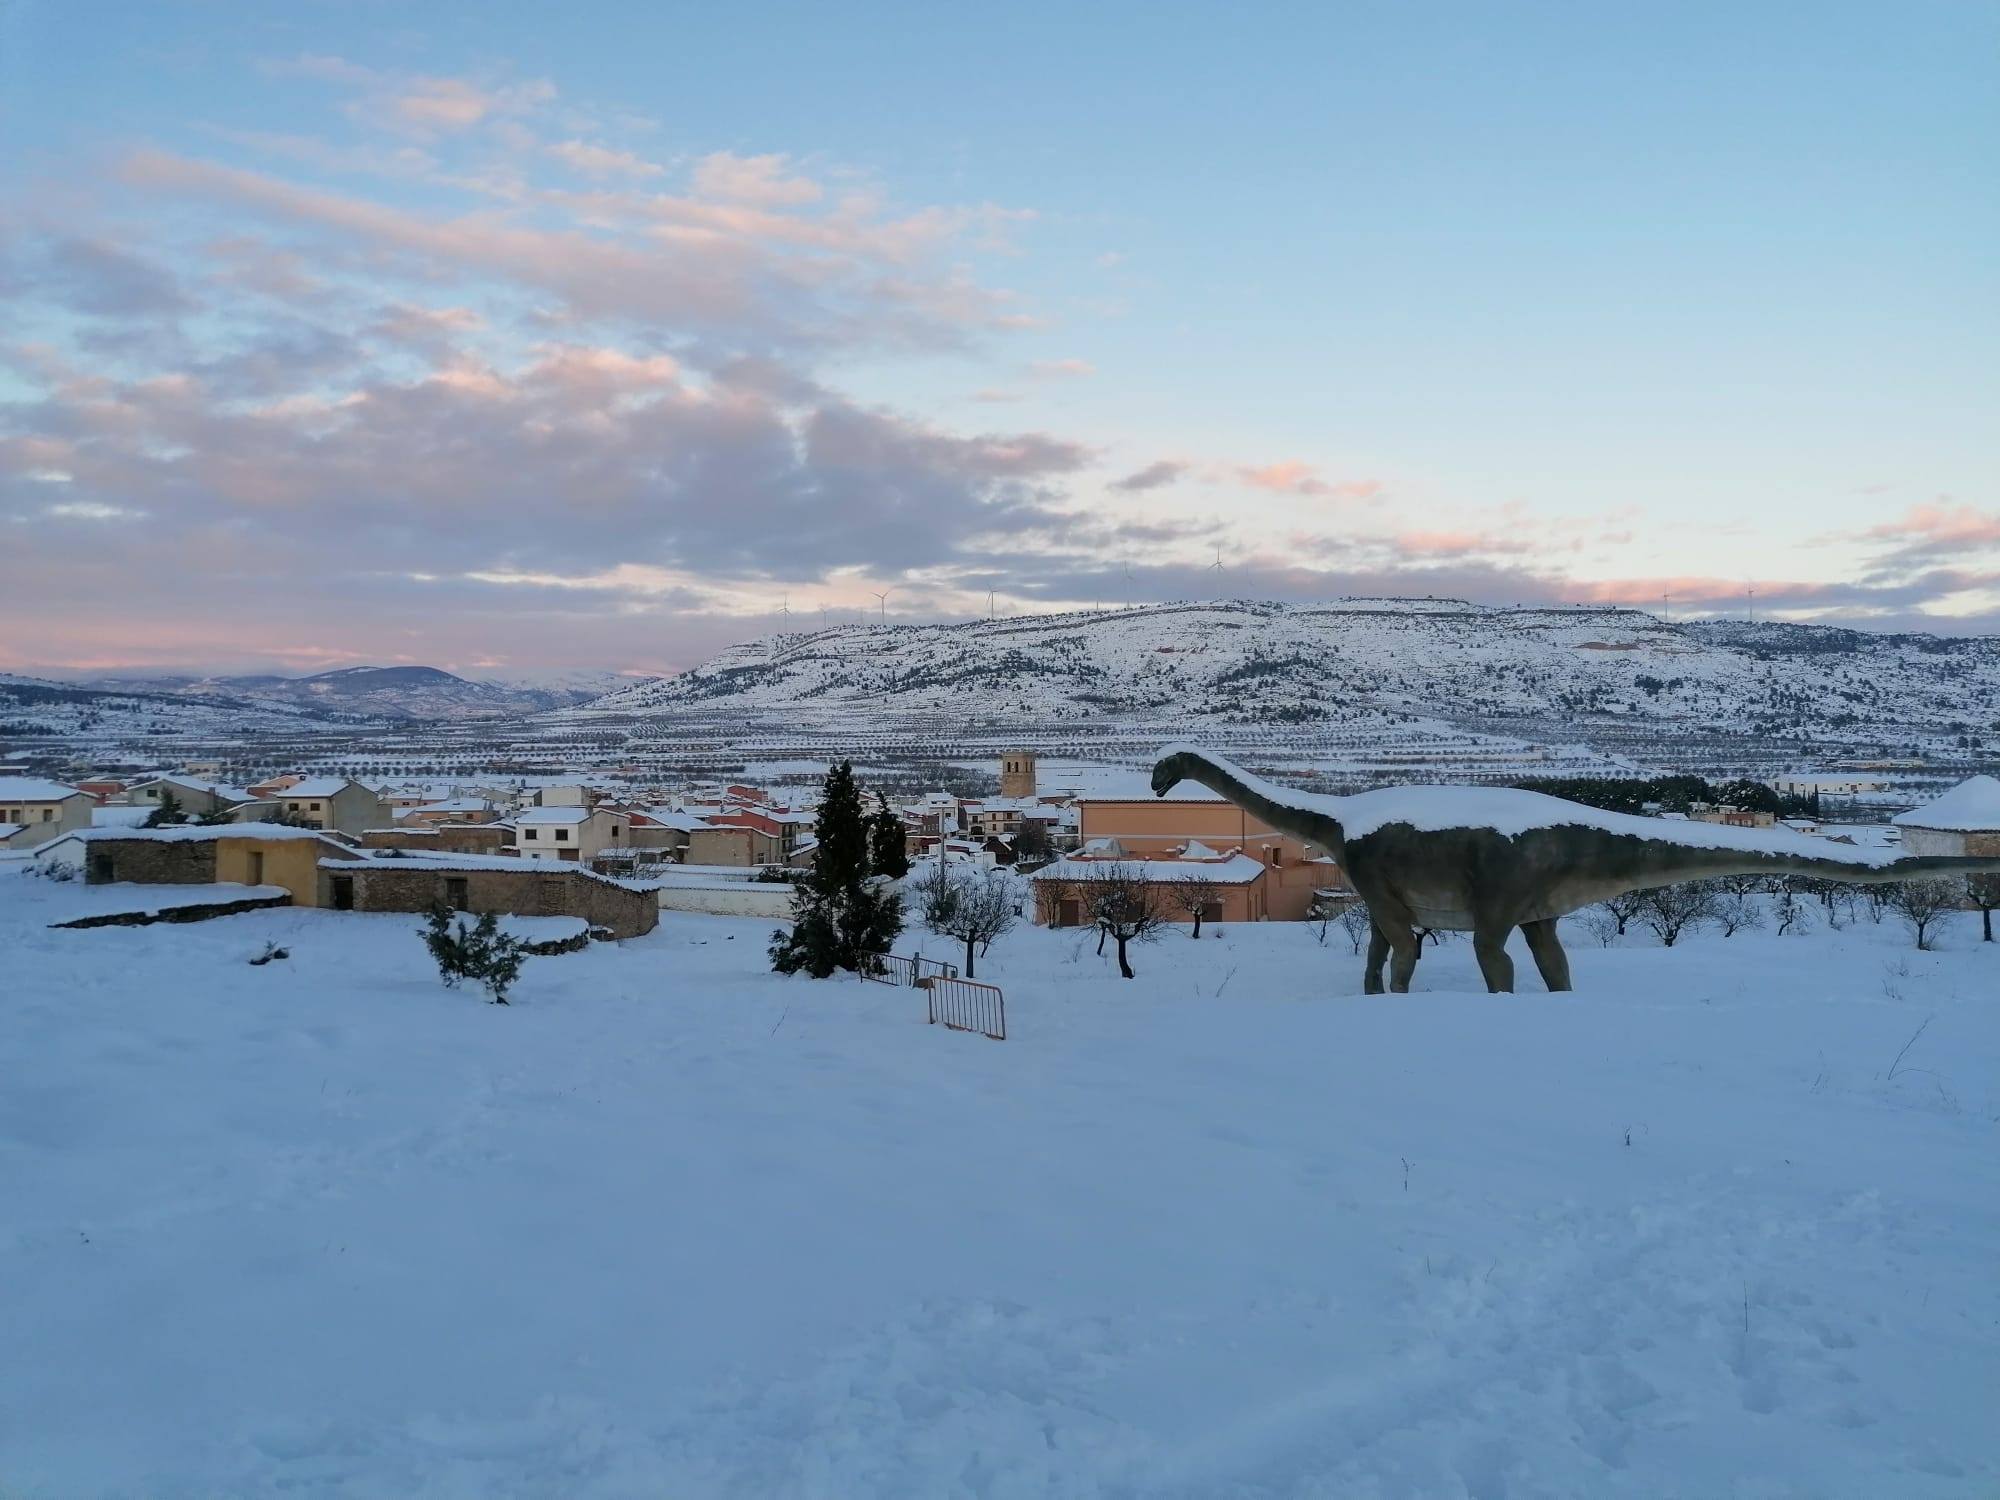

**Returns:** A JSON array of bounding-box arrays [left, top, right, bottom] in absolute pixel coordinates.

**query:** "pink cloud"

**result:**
[[1862, 502, 2000, 550], [1238, 461, 1381, 500]]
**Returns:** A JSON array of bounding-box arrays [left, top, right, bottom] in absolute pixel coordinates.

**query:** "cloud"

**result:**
[[1859, 502, 2000, 563], [690, 152, 822, 206], [1, 232, 190, 318], [1028, 358, 1094, 379], [1107, 460, 1187, 493], [1237, 461, 1381, 500], [546, 139, 664, 179]]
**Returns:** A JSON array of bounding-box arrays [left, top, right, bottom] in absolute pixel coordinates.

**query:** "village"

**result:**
[[4, 748, 1999, 951]]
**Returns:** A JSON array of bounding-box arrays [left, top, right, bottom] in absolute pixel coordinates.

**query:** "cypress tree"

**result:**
[[870, 793, 910, 879], [771, 761, 904, 976]]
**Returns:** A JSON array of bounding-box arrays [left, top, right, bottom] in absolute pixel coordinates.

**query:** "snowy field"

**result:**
[[3, 865, 1997, 1498]]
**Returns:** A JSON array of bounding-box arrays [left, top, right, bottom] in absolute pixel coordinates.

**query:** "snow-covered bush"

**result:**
[[421, 906, 527, 1004]]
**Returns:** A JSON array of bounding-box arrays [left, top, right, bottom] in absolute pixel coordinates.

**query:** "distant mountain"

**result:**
[[0, 671, 372, 745], [43, 664, 658, 723], [562, 599, 2000, 768]]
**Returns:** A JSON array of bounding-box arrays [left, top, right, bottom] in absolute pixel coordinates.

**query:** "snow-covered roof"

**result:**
[[131, 775, 254, 801], [1031, 852, 1268, 885], [1891, 776, 2000, 833], [514, 806, 600, 825], [68, 822, 359, 848], [0, 776, 87, 802], [325, 851, 658, 893], [1179, 839, 1226, 860], [1153, 744, 1920, 870], [638, 808, 710, 832], [281, 777, 359, 799]]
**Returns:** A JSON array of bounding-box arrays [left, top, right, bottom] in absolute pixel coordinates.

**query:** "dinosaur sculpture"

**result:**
[[1151, 745, 2000, 994]]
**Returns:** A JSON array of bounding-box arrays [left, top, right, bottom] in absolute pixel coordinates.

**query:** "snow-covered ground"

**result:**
[[4, 865, 1996, 1497]]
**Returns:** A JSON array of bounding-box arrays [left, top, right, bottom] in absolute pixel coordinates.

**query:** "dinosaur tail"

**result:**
[[1678, 850, 2000, 886]]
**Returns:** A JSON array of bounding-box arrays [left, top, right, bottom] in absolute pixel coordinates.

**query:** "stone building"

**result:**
[[318, 857, 657, 939], [71, 824, 364, 903], [1891, 776, 2000, 858]]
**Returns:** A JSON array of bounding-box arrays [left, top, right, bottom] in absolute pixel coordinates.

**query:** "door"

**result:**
[[247, 851, 265, 886], [446, 877, 469, 911], [330, 875, 355, 911]]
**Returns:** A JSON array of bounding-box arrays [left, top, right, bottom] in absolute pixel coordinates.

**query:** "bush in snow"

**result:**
[[422, 905, 527, 1004], [25, 859, 77, 882], [142, 789, 189, 828]]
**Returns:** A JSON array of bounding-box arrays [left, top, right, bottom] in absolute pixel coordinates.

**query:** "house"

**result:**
[[276, 778, 392, 837], [512, 805, 631, 863], [1031, 847, 1275, 927], [0, 776, 96, 850], [73, 779, 126, 804], [1890, 776, 2000, 858], [685, 822, 784, 867], [69, 823, 364, 903], [246, 774, 304, 799], [1068, 792, 1347, 919], [124, 775, 254, 819]]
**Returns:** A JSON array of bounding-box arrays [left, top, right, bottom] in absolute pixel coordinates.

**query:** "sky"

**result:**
[[2, 1, 1995, 678]]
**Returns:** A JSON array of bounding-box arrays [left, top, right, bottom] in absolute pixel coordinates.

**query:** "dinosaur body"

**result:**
[[1150, 746, 2000, 994]]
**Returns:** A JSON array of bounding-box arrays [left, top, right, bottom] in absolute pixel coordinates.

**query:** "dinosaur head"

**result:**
[[1151, 748, 1193, 798]]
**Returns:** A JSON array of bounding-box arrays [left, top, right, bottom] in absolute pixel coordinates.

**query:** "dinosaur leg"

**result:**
[[1472, 925, 1516, 994], [1386, 926, 1421, 993], [1521, 918, 1572, 992], [1364, 920, 1389, 995]]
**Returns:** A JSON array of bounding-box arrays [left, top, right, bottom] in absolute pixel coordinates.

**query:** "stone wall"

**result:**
[[325, 864, 658, 939], [82, 839, 218, 886]]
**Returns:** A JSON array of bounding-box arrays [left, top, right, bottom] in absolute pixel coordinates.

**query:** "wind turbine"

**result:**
[[986, 588, 997, 618], [1746, 585, 1757, 623], [1210, 545, 1225, 598], [1123, 564, 1135, 609], [872, 588, 891, 624], [778, 593, 791, 622]]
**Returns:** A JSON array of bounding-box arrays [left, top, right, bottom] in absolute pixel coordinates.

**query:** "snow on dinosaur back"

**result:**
[[1150, 743, 1907, 867]]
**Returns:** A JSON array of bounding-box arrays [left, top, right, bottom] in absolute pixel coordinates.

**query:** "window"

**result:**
[[310, 802, 322, 812], [610, 825, 620, 839], [524, 828, 538, 840], [555, 828, 570, 842], [42, 808, 54, 821]]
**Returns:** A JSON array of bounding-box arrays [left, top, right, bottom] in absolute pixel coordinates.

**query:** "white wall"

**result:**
[[655, 883, 796, 918]]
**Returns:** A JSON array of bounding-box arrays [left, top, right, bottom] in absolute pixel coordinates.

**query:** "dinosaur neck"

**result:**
[[1179, 752, 1344, 855]]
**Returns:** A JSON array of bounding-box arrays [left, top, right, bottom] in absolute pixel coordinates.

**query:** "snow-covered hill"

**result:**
[[564, 599, 2000, 764], [48, 665, 655, 725], [0, 672, 373, 742]]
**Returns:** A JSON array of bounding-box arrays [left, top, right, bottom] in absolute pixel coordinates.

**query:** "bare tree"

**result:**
[[1636, 880, 1720, 948], [1596, 888, 1648, 937], [1164, 875, 1220, 938], [1336, 900, 1373, 955], [1881, 879, 1961, 951], [1712, 885, 1766, 937], [917, 867, 1018, 979], [1577, 906, 1622, 947], [1968, 873, 2000, 944], [1086, 863, 1171, 979], [1773, 886, 1813, 936]]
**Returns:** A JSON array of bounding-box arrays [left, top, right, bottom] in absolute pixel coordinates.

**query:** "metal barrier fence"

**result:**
[[860, 951, 959, 988], [926, 976, 1007, 1041]]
